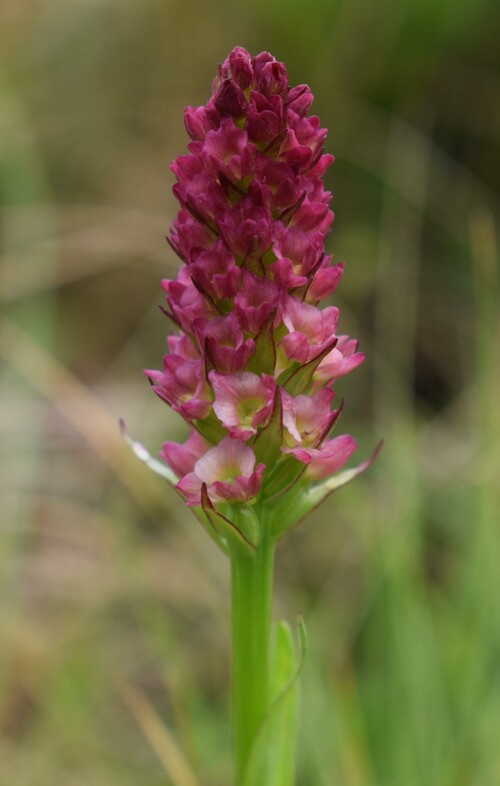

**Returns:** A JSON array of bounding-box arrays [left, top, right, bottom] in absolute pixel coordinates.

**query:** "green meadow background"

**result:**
[[1, 1, 499, 784]]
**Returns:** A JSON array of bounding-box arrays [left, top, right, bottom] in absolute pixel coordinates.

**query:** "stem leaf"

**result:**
[[243, 615, 307, 786]]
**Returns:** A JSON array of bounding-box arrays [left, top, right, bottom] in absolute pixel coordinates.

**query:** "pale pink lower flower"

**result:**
[[282, 387, 336, 447], [177, 436, 265, 506]]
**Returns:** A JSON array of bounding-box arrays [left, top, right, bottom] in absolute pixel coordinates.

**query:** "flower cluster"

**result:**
[[147, 47, 364, 520]]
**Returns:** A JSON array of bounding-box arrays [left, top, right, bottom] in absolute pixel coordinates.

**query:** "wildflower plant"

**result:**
[[125, 46, 379, 786]]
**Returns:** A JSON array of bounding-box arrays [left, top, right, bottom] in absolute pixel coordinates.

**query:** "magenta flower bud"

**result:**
[[271, 223, 324, 285], [189, 242, 241, 300], [215, 79, 248, 118], [161, 270, 212, 332], [141, 47, 373, 534], [252, 157, 299, 212], [167, 333, 200, 361], [246, 92, 283, 144], [286, 84, 314, 116], [217, 198, 272, 258], [146, 354, 212, 421], [184, 104, 216, 141], [170, 210, 213, 260], [254, 53, 288, 96], [172, 177, 224, 225], [195, 314, 255, 373], [225, 46, 254, 89], [234, 270, 283, 334], [291, 201, 333, 233], [201, 120, 254, 182]]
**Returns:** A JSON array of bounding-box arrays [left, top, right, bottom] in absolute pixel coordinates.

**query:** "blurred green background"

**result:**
[[1, 1, 500, 784]]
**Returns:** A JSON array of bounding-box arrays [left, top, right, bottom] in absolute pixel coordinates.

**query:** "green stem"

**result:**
[[230, 527, 275, 785]]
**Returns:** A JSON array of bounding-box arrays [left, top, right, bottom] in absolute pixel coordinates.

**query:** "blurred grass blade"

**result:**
[[122, 685, 199, 786], [244, 615, 307, 786]]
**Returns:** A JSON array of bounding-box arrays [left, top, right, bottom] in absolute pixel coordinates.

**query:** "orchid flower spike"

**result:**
[[133, 46, 379, 553]]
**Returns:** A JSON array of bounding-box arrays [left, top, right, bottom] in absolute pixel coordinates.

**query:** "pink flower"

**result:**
[[210, 371, 276, 439], [146, 354, 212, 421], [173, 170, 226, 224], [189, 241, 241, 300], [246, 92, 284, 144], [234, 270, 283, 334], [314, 336, 365, 384], [194, 314, 255, 373], [167, 332, 200, 361], [285, 435, 358, 479], [162, 267, 212, 332], [271, 224, 324, 287], [216, 198, 272, 259], [160, 429, 209, 478], [214, 79, 248, 118], [170, 210, 213, 260], [280, 297, 339, 363], [201, 119, 254, 182], [286, 84, 314, 116], [221, 46, 253, 89], [305, 259, 344, 302], [177, 436, 265, 506], [282, 388, 336, 447]]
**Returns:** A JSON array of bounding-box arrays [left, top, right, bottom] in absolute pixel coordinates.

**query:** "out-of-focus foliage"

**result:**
[[1, 1, 499, 784]]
